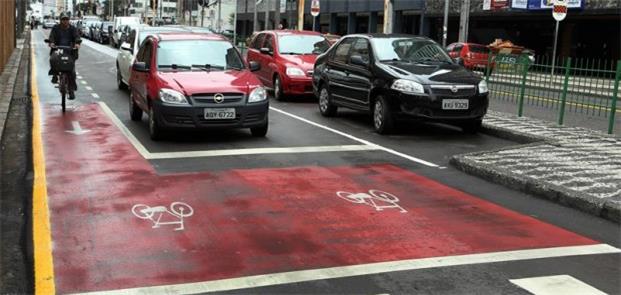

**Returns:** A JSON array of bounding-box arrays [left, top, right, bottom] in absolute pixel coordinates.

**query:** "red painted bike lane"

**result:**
[[41, 103, 600, 294]]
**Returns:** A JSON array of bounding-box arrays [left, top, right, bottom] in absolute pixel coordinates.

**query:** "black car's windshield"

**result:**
[[372, 37, 452, 64], [157, 40, 244, 71], [278, 35, 329, 55]]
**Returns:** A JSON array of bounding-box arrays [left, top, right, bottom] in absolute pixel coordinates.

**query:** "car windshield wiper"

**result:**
[[227, 66, 244, 71], [280, 52, 302, 55], [380, 58, 411, 63], [159, 64, 191, 70], [191, 64, 225, 72]]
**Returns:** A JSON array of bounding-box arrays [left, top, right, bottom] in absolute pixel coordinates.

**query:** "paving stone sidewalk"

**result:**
[[451, 110, 621, 224]]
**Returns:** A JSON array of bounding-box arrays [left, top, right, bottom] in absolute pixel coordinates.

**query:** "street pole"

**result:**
[[253, 0, 258, 31], [383, 0, 393, 34], [551, 20, 560, 76], [297, 0, 304, 30], [201, 1, 205, 27], [274, 0, 280, 28], [264, 0, 269, 30], [217, 0, 221, 32], [442, 0, 449, 47], [458, 0, 470, 42], [233, 0, 238, 44]]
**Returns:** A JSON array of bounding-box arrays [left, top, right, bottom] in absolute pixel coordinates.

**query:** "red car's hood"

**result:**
[[158, 70, 262, 95], [279, 54, 318, 71]]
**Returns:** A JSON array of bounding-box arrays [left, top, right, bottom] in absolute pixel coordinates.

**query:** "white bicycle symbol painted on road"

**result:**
[[131, 202, 194, 231], [336, 190, 407, 213]]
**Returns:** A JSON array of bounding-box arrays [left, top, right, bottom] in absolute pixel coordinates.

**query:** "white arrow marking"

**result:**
[[65, 121, 91, 135]]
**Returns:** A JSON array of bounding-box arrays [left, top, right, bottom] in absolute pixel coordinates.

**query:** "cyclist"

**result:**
[[48, 12, 81, 99]]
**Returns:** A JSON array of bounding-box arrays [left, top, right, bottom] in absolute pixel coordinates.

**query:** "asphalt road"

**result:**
[[31, 29, 620, 295]]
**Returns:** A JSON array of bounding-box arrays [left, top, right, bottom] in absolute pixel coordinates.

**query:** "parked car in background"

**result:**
[[94, 21, 114, 44], [446, 42, 492, 72], [116, 25, 189, 90], [313, 34, 489, 134], [42, 19, 57, 29], [80, 20, 95, 37], [128, 33, 267, 140], [247, 30, 330, 100], [88, 21, 102, 40], [112, 16, 141, 48]]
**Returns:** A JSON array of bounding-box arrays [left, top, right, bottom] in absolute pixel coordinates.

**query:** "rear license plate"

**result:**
[[442, 99, 469, 110], [204, 108, 235, 119]]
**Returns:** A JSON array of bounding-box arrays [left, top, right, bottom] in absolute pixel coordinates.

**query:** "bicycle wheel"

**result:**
[[170, 202, 194, 218], [131, 204, 154, 219], [368, 190, 399, 203], [336, 191, 367, 204]]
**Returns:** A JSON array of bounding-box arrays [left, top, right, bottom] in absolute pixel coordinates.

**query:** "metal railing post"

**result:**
[[608, 60, 621, 134], [558, 57, 571, 125], [517, 56, 528, 117], [485, 52, 492, 83]]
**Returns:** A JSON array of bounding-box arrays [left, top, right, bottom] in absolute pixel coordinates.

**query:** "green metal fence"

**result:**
[[480, 53, 621, 134]]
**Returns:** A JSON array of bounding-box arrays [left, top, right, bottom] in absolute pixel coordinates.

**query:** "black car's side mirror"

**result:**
[[249, 61, 261, 72], [133, 62, 149, 72], [454, 57, 464, 66], [350, 55, 369, 67], [259, 47, 272, 55]]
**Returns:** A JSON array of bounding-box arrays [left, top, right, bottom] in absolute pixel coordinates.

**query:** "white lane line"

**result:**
[[510, 275, 607, 295], [77, 75, 83, 79], [91, 93, 100, 99], [80, 80, 87, 85], [148, 145, 379, 160], [98, 102, 150, 159], [74, 244, 620, 295], [85, 86, 93, 91], [98, 102, 378, 160], [269, 107, 440, 168]]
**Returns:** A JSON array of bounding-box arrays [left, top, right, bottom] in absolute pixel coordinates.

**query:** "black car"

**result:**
[[312, 34, 489, 134], [95, 21, 113, 43]]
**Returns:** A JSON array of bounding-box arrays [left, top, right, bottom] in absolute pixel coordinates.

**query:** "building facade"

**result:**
[[235, 0, 620, 61]]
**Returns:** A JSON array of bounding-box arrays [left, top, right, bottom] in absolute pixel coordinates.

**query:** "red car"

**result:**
[[128, 32, 268, 140], [447, 42, 493, 72], [247, 30, 330, 100]]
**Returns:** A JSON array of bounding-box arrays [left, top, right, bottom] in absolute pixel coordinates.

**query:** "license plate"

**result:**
[[442, 99, 469, 110], [204, 108, 235, 119]]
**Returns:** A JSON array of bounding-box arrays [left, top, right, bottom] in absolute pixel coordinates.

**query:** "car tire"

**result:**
[[129, 90, 143, 121], [148, 107, 163, 140], [273, 76, 285, 101], [250, 118, 269, 137], [116, 64, 128, 90], [373, 95, 394, 134], [318, 85, 337, 117], [461, 119, 482, 134]]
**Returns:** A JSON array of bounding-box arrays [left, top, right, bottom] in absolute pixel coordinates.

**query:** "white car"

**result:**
[[111, 16, 141, 48], [116, 26, 189, 90]]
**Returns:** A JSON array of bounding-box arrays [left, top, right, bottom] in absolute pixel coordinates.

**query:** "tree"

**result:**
[[228, 12, 234, 27]]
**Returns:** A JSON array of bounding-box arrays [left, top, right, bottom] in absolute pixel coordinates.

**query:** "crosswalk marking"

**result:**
[[510, 275, 607, 295]]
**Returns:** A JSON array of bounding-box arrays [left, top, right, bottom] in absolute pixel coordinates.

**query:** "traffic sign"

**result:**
[[552, 0, 568, 21], [310, 0, 320, 17]]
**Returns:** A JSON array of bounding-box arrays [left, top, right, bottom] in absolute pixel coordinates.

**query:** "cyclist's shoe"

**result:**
[[51, 75, 58, 84], [68, 92, 75, 100]]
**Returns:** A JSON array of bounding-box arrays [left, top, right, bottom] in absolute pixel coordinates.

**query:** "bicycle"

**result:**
[[45, 40, 77, 113]]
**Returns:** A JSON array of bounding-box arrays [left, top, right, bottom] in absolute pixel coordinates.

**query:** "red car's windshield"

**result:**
[[157, 40, 244, 71], [278, 35, 329, 55]]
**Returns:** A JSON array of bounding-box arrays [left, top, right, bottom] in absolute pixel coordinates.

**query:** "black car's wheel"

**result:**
[[250, 118, 269, 137], [273, 76, 285, 101], [116, 64, 127, 90], [373, 95, 394, 134], [148, 107, 163, 140], [461, 119, 482, 134], [318, 85, 337, 117], [129, 90, 143, 121]]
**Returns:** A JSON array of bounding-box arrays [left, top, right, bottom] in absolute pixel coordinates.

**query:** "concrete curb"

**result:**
[[450, 124, 621, 224]]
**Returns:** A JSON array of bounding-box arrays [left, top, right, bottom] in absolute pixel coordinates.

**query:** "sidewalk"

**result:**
[[451, 110, 621, 224]]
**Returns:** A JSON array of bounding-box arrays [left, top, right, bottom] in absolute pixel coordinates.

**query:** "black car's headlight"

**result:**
[[478, 80, 488, 94], [391, 79, 425, 95]]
